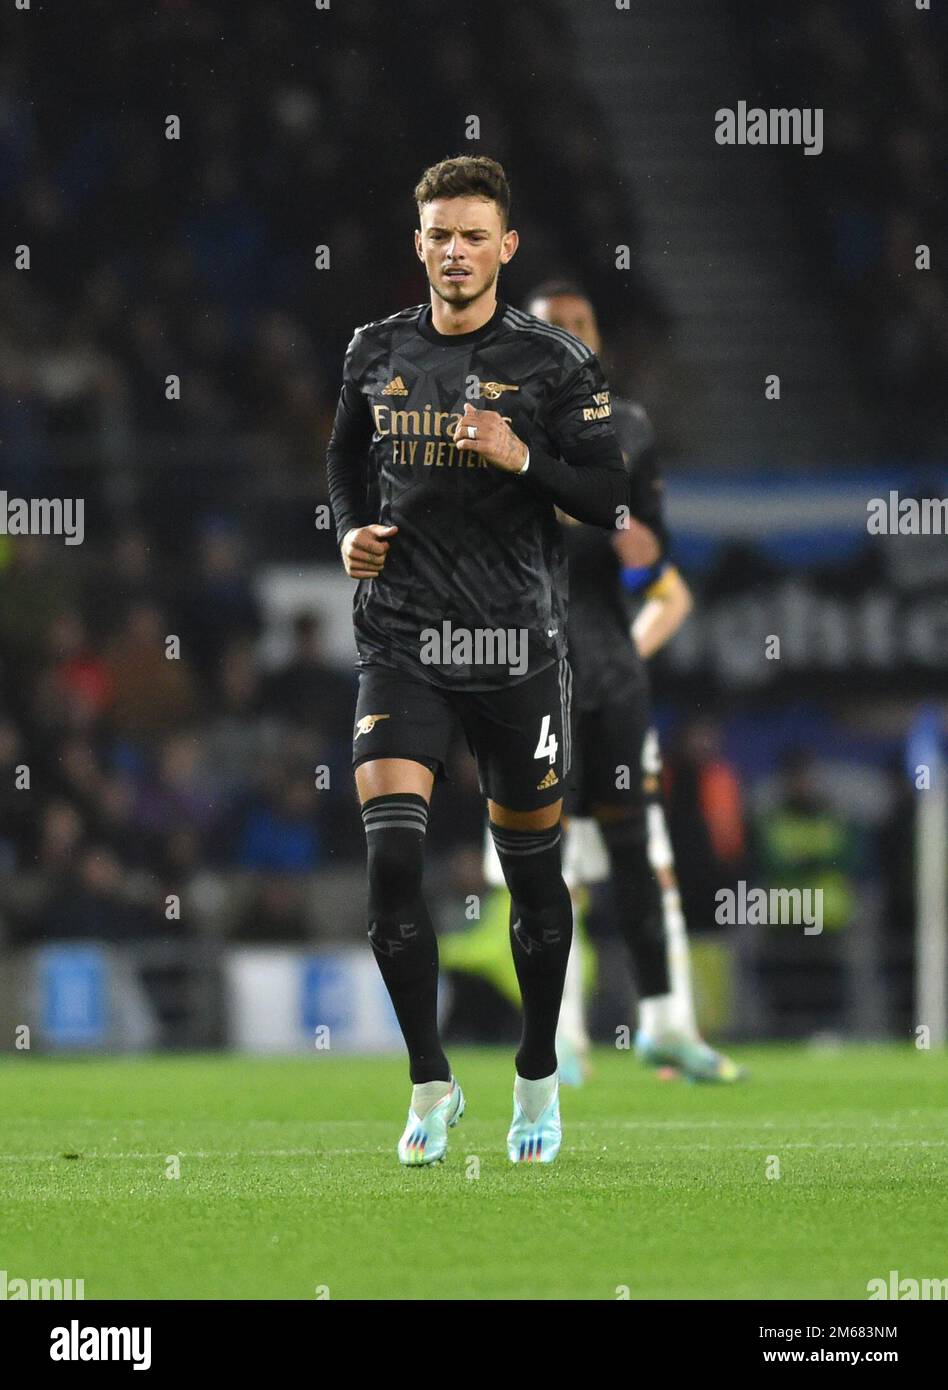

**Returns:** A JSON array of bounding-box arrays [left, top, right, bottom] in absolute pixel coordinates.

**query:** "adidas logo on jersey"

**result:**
[[536, 768, 559, 790], [381, 376, 409, 396]]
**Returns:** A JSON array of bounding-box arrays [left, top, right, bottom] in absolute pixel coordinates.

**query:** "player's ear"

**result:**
[[500, 228, 519, 265], [414, 228, 425, 261]]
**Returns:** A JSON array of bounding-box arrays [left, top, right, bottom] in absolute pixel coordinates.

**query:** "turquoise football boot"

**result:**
[[635, 1030, 747, 1083], [507, 1078, 562, 1164], [397, 1079, 465, 1166]]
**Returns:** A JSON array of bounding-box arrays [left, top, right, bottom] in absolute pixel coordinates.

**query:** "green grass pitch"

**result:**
[[1, 1045, 945, 1300]]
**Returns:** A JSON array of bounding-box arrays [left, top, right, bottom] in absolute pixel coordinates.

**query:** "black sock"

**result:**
[[363, 793, 449, 1084], [600, 812, 669, 998], [489, 820, 572, 1079]]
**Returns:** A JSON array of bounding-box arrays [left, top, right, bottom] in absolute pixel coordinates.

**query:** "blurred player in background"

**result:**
[[485, 282, 745, 1085], [326, 160, 655, 1165]]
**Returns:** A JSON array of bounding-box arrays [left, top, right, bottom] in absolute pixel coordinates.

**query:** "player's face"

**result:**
[[529, 293, 602, 355], [415, 196, 518, 308]]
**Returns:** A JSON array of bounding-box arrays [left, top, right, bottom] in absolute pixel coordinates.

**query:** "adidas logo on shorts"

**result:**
[[536, 768, 559, 790]]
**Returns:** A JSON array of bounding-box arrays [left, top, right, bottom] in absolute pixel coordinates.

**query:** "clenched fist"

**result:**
[[452, 401, 528, 473], [340, 523, 398, 579]]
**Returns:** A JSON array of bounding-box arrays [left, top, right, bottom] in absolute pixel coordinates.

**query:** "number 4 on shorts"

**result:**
[[534, 714, 558, 766]]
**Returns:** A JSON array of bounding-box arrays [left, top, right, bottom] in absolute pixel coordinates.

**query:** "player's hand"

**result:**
[[612, 515, 660, 566], [340, 523, 398, 579], [452, 402, 528, 473]]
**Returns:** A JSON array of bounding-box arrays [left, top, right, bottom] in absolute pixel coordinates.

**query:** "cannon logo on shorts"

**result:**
[[355, 713, 390, 738]]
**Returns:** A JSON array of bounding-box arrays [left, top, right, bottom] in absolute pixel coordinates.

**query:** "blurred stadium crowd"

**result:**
[[1, 0, 664, 516], [742, 0, 948, 450], [0, 526, 353, 943], [2, 0, 943, 481]]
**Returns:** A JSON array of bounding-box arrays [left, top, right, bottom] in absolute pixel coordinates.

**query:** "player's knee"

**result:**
[[599, 809, 659, 894], [363, 794, 428, 911], [367, 838, 422, 912], [599, 807, 664, 931], [597, 805, 648, 854], [488, 819, 567, 913]]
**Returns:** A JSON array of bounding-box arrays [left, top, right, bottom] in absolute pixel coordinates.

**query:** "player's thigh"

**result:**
[[563, 704, 594, 821], [464, 657, 572, 820], [558, 708, 613, 886], [583, 685, 652, 825], [487, 797, 563, 830], [351, 665, 454, 806], [355, 757, 435, 804]]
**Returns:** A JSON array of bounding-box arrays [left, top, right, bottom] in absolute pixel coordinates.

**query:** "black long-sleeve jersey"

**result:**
[[326, 297, 634, 690], [564, 399, 667, 711]]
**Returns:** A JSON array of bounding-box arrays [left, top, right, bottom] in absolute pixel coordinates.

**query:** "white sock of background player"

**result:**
[[639, 885, 699, 1042], [556, 891, 590, 1053], [638, 804, 699, 1042]]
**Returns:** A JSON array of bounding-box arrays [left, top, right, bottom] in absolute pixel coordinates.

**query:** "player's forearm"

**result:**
[[632, 569, 694, 658], [326, 448, 371, 548], [519, 445, 630, 529], [325, 376, 375, 547], [633, 599, 675, 658]]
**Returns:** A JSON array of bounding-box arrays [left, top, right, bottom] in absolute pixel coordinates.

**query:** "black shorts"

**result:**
[[352, 658, 573, 811], [566, 680, 663, 816]]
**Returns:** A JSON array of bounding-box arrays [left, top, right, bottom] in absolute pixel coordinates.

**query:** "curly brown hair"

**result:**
[[413, 155, 511, 228]]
